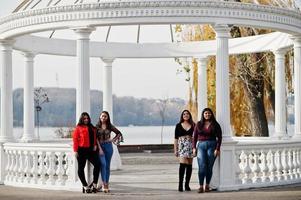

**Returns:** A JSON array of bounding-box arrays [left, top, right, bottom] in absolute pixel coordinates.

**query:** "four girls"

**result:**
[[73, 107, 222, 194]]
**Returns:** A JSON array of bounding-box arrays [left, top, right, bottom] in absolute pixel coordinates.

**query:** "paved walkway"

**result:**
[[0, 153, 301, 200]]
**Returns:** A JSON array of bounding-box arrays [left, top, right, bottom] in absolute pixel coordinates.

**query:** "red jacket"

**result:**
[[73, 125, 97, 152]]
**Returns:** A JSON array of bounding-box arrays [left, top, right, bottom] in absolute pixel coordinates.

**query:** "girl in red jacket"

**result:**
[[73, 112, 100, 193]]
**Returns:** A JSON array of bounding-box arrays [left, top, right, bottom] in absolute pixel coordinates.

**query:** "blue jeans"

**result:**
[[197, 140, 217, 185], [99, 142, 113, 184]]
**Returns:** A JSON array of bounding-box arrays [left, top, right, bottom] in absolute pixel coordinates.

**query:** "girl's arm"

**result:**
[[111, 125, 123, 145], [174, 125, 179, 157]]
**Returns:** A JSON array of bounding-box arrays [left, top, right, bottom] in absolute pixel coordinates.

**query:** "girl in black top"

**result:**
[[174, 110, 195, 192]]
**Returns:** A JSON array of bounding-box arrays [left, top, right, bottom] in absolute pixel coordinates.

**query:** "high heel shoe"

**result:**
[[197, 187, 204, 193], [205, 185, 210, 192], [88, 183, 98, 193], [178, 184, 183, 192], [102, 188, 109, 193], [185, 184, 191, 191], [91, 186, 97, 193], [102, 184, 110, 193], [96, 185, 102, 192], [82, 186, 92, 193]]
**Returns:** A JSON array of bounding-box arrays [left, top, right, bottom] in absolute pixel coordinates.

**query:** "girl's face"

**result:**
[[203, 111, 212, 120], [182, 111, 190, 121], [83, 115, 89, 125], [100, 113, 108, 123]]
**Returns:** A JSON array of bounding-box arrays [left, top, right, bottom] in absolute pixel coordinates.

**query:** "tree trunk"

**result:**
[[231, 26, 269, 136]]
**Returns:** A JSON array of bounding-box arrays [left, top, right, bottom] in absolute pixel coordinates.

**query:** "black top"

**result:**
[[174, 123, 193, 139], [88, 126, 94, 150]]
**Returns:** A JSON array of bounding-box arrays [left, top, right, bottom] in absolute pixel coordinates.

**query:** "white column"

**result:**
[[273, 49, 287, 139], [197, 57, 208, 120], [101, 58, 122, 170], [73, 27, 94, 121], [21, 52, 35, 142], [0, 40, 14, 143], [102, 58, 114, 122], [291, 36, 301, 139], [214, 24, 232, 138]]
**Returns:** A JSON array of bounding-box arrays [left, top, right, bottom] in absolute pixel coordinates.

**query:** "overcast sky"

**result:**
[[0, 0, 189, 100]]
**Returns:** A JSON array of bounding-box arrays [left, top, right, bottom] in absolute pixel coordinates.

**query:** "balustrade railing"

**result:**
[[2, 138, 301, 191], [233, 138, 301, 189], [3, 142, 80, 190]]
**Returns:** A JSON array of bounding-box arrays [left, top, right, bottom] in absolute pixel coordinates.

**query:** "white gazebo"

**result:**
[[0, 0, 301, 191]]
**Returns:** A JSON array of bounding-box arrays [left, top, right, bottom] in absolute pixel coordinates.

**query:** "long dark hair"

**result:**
[[197, 108, 217, 130], [77, 112, 93, 126], [96, 111, 112, 131], [178, 109, 194, 125]]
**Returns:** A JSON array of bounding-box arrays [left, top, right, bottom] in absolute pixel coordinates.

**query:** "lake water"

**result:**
[[12, 124, 295, 144], [13, 126, 176, 145]]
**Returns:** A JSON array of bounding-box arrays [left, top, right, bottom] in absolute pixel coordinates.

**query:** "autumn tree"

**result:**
[[175, 0, 295, 136]]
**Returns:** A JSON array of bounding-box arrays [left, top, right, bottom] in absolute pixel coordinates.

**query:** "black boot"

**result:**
[[185, 164, 192, 191], [178, 163, 185, 192]]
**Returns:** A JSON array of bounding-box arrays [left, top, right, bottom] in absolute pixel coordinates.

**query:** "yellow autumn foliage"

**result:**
[[176, 0, 294, 136]]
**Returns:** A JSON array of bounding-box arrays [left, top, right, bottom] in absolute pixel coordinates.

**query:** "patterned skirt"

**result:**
[[177, 136, 193, 158]]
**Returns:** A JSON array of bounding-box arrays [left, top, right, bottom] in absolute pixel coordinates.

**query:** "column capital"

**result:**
[[21, 52, 36, 60], [196, 56, 208, 63], [272, 48, 289, 57], [290, 35, 301, 47], [196, 57, 208, 74], [72, 26, 95, 40], [212, 24, 232, 38], [102, 58, 115, 65], [0, 39, 14, 50]]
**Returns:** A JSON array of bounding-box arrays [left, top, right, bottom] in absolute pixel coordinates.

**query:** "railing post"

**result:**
[[218, 140, 238, 191], [0, 143, 6, 184], [65, 151, 80, 188]]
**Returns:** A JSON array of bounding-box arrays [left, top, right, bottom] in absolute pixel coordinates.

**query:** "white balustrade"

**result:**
[[259, 150, 269, 183], [282, 149, 289, 180], [5, 150, 10, 182], [275, 150, 284, 181], [235, 151, 242, 185], [252, 151, 261, 183], [296, 149, 301, 178], [46, 152, 55, 185], [12, 150, 18, 182], [31, 151, 38, 184], [38, 151, 46, 185], [3, 142, 79, 190], [268, 150, 277, 182], [2, 139, 301, 191], [241, 150, 252, 184], [23, 150, 31, 183], [18, 150, 25, 183], [56, 152, 65, 186], [287, 149, 293, 180], [232, 138, 301, 190]]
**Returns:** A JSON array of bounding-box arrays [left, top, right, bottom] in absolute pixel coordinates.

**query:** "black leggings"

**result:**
[[77, 148, 100, 186]]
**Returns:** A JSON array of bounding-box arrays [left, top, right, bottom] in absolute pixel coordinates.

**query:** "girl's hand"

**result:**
[[174, 150, 178, 157], [74, 152, 79, 158], [214, 149, 220, 157], [192, 148, 197, 157], [99, 149, 104, 155]]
